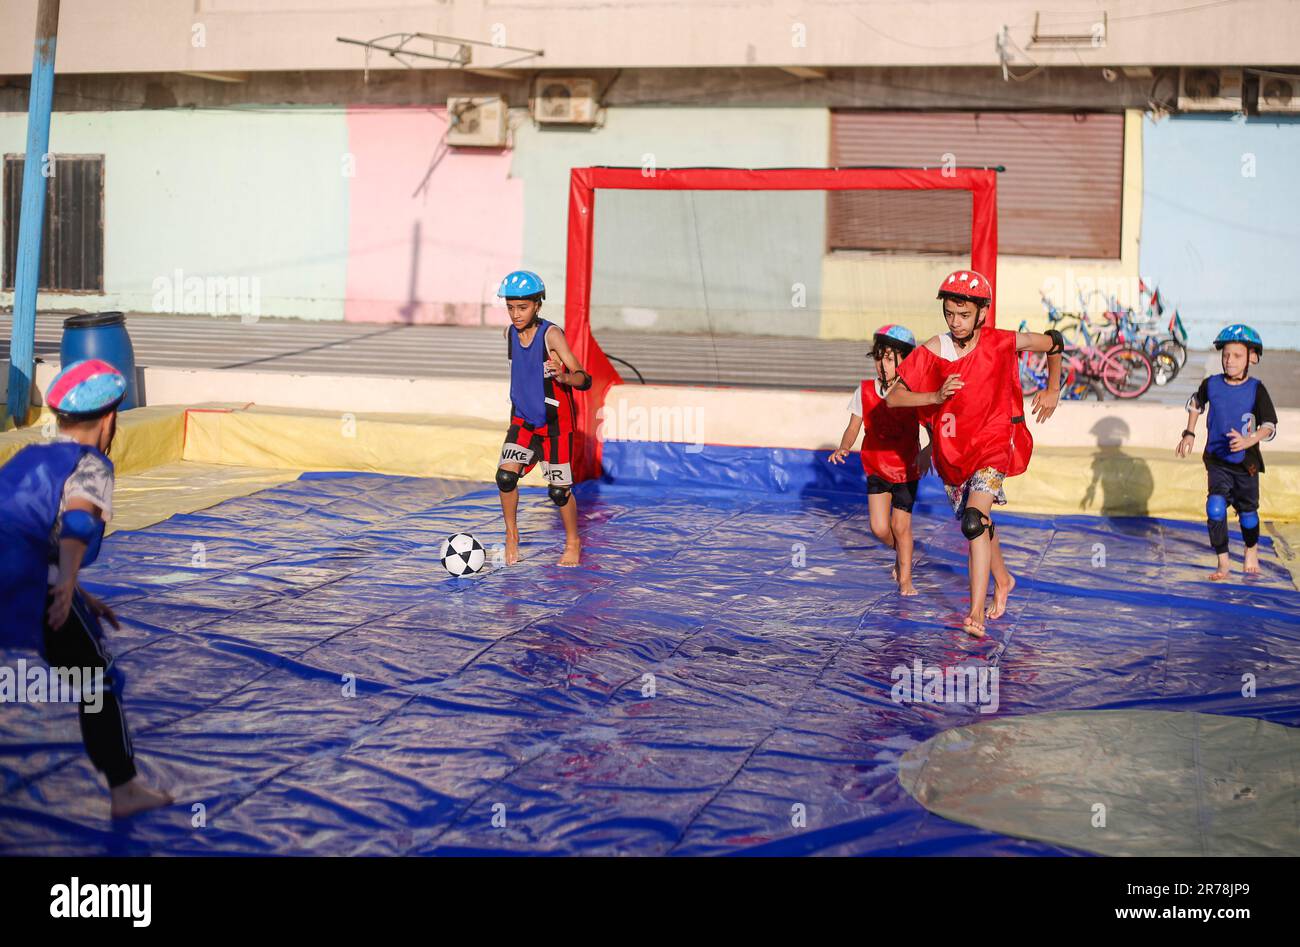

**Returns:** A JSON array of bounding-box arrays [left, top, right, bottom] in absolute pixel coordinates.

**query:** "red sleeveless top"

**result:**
[[858, 379, 923, 483], [897, 328, 1033, 485]]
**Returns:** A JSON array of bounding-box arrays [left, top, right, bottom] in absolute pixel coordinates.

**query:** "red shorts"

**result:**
[[499, 416, 573, 487]]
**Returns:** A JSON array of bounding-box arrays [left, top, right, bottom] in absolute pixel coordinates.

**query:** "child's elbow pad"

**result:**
[[60, 509, 105, 567]]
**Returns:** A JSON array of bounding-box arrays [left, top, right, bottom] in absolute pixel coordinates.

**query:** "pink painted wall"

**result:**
[[344, 106, 523, 325]]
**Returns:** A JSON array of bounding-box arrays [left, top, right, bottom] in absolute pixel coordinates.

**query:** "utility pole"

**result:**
[[6, 0, 61, 426]]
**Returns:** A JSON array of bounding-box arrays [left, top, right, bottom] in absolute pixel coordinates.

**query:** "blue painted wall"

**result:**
[[1141, 113, 1300, 350]]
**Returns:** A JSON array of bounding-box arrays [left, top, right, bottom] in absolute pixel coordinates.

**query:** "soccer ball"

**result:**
[[440, 533, 487, 577]]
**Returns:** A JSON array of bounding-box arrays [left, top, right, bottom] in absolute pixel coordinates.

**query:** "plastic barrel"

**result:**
[[60, 312, 139, 410]]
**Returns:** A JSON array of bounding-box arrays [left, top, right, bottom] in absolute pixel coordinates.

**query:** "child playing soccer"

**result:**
[[0, 359, 172, 818], [829, 324, 926, 596], [1176, 324, 1277, 580], [494, 270, 592, 567], [886, 270, 1063, 637]]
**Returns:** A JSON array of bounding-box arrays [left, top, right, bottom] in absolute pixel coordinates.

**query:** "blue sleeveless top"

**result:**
[[0, 440, 111, 650], [1205, 375, 1259, 465], [508, 318, 554, 428]]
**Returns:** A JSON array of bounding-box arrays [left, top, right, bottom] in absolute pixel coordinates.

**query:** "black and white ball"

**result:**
[[440, 533, 487, 577]]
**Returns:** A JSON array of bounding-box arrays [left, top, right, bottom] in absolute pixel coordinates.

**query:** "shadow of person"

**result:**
[[1082, 417, 1154, 521]]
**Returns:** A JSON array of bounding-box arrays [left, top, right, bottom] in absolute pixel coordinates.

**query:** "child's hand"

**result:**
[[1175, 433, 1194, 457], [47, 580, 75, 629], [1031, 386, 1059, 423], [82, 588, 121, 630], [828, 448, 851, 465], [544, 350, 564, 379], [1227, 429, 1255, 453], [934, 374, 963, 403]]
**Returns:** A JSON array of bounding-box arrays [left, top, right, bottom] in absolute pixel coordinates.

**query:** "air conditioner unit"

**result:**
[[446, 96, 507, 147], [1177, 67, 1243, 112], [533, 78, 598, 125], [1258, 74, 1300, 113]]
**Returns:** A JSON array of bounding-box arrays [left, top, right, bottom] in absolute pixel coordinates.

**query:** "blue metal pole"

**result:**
[[6, 0, 61, 426]]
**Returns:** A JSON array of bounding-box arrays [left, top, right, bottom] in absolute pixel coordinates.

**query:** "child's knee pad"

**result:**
[[960, 507, 992, 541], [1240, 509, 1260, 548], [548, 485, 571, 507], [1206, 495, 1230, 554], [495, 468, 520, 493]]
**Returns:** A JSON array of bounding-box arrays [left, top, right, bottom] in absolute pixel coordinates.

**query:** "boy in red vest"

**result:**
[[887, 271, 1063, 637], [830, 324, 926, 595]]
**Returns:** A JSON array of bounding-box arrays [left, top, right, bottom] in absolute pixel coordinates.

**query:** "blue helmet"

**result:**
[[873, 323, 917, 357], [46, 359, 127, 418], [497, 270, 546, 301], [1213, 324, 1262, 358]]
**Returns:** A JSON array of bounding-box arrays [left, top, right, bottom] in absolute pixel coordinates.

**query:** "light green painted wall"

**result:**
[[0, 108, 350, 320], [511, 107, 829, 336]]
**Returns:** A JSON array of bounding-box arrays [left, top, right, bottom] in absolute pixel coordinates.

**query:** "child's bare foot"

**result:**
[[110, 777, 173, 819], [962, 613, 986, 638], [1244, 546, 1260, 576], [985, 573, 1015, 620], [558, 540, 581, 567], [898, 578, 918, 596], [505, 533, 520, 565], [1209, 554, 1230, 581]]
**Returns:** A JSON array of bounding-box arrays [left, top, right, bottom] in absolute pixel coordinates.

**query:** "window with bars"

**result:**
[[3, 154, 104, 292]]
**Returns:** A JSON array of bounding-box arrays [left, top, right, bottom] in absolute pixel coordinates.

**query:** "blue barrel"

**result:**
[[60, 312, 139, 410]]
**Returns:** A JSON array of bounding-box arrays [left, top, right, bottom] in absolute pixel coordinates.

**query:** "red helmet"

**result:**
[[937, 270, 993, 304]]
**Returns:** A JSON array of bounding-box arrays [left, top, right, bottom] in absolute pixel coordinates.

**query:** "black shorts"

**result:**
[[866, 475, 920, 513], [1206, 460, 1259, 514]]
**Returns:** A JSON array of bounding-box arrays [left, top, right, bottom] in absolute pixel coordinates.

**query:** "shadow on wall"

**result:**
[[1082, 417, 1154, 518]]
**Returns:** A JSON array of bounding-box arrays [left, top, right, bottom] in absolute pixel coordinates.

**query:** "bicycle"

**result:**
[[1024, 296, 1154, 399]]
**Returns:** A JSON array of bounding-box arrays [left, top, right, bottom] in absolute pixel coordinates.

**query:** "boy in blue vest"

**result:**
[[0, 359, 172, 818], [494, 270, 592, 567], [1176, 325, 1278, 580]]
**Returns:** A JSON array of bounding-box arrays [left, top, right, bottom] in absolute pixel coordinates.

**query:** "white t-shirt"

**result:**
[[48, 436, 114, 584], [847, 379, 889, 417]]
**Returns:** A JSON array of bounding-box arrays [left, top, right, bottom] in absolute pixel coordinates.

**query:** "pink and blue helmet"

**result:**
[[873, 323, 918, 357], [46, 359, 127, 418]]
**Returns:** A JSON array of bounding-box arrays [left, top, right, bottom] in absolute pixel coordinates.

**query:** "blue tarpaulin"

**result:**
[[1, 443, 1297, 856]]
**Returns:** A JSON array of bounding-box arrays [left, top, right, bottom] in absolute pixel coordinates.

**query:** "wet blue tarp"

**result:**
[[1, 442, 1297, 856]]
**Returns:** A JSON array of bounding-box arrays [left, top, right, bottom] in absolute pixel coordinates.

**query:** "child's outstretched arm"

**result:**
[[1016, 330, 1063, 422], [545, 328, 592, 390], [886, 375, 963, 408], [829, 415, 863, 464]]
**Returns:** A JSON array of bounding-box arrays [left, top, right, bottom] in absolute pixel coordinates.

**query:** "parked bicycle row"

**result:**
[[1019, 282, 1190, 400]]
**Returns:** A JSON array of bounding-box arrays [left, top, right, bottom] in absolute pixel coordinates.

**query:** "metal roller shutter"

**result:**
[[829, 111, 1124, 259]]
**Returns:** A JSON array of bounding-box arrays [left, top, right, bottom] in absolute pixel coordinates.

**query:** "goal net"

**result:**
[[562, 166, 1000, 481]]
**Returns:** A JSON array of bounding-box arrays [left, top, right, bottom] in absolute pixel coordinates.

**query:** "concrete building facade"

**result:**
[[1, 1, 1297, 347]]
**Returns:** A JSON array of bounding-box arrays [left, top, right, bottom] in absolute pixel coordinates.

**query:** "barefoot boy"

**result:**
[[494, 270, 592, 567], [829, 324, 926, 595], [886, 271, 1062, 637], [1176, 324, 1277, 581], [0, 359, 172, 818]]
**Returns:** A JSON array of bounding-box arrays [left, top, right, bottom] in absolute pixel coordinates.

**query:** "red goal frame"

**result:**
[[563, 166, 1000, 482]]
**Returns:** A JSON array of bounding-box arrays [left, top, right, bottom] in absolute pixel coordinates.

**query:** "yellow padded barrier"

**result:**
[[0, 404, 191, 474], [180, 404, 546, 485]]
